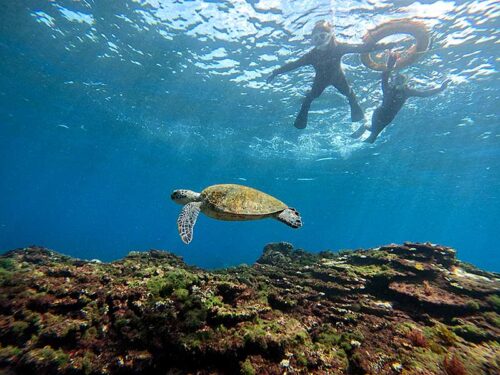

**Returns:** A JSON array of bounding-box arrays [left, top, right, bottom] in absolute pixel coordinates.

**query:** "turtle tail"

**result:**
[[277, 208, 302, 228]]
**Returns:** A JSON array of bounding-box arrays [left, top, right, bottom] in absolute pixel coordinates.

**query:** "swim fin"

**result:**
[[350, 124, 368, 139]]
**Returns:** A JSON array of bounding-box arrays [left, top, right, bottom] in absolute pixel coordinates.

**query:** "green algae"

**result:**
[[172, 287, 190, 301], [427, 323, 459, 348], [483, 311, 500, 328], [81, 326, 98, 341], [22, 345, 70, 369], [465, 300, 481, 311], [313, 323, 364, 359], [241, 317, 308, 352], [71, 351, 94, 375], [10, 321, 29, 337], [179, 330, 214, 350], [451, 322, 492, 342], [240, 358, 256, 375], [486, 294, 500, 312], [0, 258, 15, 282], [183, 308, 207, 330], [400, 347, 443, 374], [0, 258, 15, 271], [346, 263, 396, 279], [147, 269, 199, 297], [315, 324, 342, 346], [0, 345, 22, 362]]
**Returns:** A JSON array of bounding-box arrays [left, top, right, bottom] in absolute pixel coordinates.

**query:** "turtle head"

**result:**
[[171, 189, 201, 205]]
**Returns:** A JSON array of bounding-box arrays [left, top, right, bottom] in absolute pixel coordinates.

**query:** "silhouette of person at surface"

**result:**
[[266, 20, 397, 129], [359, 51, 449, 143]]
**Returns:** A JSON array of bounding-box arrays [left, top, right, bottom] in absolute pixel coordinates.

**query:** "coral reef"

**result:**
[[0, 242, 498, 374]]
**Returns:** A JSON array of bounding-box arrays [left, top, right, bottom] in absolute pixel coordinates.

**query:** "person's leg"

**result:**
[[294, 78, 327, 129], [365, 108, 388, 143], [333, 71, 364, 122]]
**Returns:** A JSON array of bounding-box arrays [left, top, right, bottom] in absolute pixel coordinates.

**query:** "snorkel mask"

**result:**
[[311, 20, 333, 48]]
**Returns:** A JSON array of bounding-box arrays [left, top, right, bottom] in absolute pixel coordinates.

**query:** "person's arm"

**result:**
[[266, 52, 312, 83], [406, 79, 450, 97], [341, 41, 399, 54], [381, 71, 390, 94], [382, 52, 397, 94]]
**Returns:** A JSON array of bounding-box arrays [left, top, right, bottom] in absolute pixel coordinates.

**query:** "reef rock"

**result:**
[[0, 242, 498, 374]]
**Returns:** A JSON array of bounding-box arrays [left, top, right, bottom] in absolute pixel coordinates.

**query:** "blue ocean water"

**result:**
[[0, 0, 498, 271]]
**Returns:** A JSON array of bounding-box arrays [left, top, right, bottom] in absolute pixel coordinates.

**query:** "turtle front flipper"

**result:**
[[177, 202, 202, 244], [276, 208, 302, 228]]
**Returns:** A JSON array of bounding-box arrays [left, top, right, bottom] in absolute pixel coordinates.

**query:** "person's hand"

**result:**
[[266, 71, 277, 84], [387, 51, 398, 69], [441, 79, 451, 89]]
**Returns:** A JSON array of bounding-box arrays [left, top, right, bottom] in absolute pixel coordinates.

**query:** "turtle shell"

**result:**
[[201, 184, 287, 216]]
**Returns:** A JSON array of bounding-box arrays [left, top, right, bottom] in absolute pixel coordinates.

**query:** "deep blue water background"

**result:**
[[1, 0, 499, 271]]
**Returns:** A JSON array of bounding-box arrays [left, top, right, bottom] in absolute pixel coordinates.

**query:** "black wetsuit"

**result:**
[[272, 39, 390, 129], [365, 71, 447, 143]]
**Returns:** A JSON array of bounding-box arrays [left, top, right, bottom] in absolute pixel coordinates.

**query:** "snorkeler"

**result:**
[[361, 52, 449, 143], [266, 20, 397, 129]]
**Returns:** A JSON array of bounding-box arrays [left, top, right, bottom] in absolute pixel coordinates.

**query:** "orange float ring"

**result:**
[[361, 19, 431, 71]]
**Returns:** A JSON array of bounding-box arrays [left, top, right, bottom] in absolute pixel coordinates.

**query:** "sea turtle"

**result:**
[[171, 184, 302, 244]]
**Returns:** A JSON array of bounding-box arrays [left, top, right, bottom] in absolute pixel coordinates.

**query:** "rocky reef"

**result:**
[[0, 242, 498, 375]]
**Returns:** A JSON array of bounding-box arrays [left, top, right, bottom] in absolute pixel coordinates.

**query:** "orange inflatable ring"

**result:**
[[361, 19, 431, 71]]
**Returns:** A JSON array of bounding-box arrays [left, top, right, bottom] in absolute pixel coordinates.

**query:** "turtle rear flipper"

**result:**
[[177, 202, 202, 244], [277, 208, 302, 228]]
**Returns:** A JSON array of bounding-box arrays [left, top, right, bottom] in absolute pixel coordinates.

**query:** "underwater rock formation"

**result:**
[[0, 243, 498, 375]]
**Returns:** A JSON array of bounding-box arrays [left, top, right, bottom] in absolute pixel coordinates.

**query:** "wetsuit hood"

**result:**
[[312, 20, 332, 34]]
